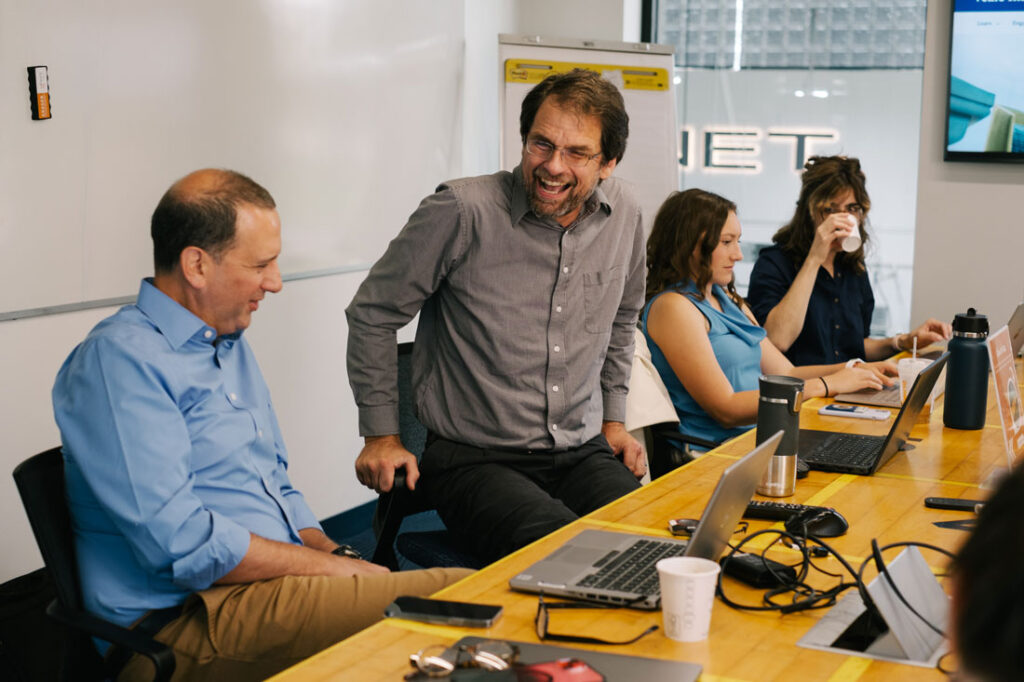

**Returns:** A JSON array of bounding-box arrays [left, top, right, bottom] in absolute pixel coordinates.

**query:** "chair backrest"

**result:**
[[12, 447, 84, 613], [396, 342, 427, 456]]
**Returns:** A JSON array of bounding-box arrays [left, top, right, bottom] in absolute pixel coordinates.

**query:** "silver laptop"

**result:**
[[508, 432, 782, 610], [835, 345, 947, 408], [837, 302, 1024, 408]]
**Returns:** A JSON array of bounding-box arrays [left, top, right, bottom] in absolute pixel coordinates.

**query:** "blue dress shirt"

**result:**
[[52, 279, 320, 629], [642, 282, 766, 447], [747, 245, 874, 366]]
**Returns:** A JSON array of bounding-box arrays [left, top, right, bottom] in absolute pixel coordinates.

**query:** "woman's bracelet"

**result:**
[[891, 334, 906, 351], [819, 376, 829, 397]]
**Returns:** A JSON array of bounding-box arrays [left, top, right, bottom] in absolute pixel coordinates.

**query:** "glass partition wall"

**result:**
[[654, 0, 927, 337]]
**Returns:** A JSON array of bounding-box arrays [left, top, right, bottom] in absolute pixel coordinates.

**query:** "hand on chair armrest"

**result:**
[[356, 435, 418, 493]]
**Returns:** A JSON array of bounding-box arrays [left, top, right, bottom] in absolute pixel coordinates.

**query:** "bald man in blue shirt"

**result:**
[[52, 169, 469, 682]]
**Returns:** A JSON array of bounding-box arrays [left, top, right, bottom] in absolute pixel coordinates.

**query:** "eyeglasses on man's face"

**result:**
[[524, 138, 603, 169]]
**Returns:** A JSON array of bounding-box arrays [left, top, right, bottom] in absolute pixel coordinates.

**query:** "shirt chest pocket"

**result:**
[[185, 392, 259, 472], [583, 266, 625, 334]]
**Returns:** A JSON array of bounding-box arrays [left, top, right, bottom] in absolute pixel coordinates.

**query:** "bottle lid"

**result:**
[[952, 307, 988, 336]]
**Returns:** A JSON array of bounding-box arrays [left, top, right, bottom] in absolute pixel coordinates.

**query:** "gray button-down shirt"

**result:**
[[346, 166, 645, 451]]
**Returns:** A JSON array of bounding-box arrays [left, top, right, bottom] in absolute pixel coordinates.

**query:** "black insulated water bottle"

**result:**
[[943, 308, 989, 430]]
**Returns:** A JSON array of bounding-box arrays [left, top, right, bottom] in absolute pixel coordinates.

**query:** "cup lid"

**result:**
[[759, 374, 805, 399], [952, 307, 988, 335]]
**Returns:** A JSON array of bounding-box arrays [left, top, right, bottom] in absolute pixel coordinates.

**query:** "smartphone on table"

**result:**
[[384, 596, 503, 627]]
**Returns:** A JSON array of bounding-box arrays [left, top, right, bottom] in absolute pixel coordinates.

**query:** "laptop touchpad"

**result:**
[[550, 545, 608, 566]]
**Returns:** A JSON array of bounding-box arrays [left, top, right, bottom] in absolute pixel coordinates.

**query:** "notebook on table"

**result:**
[[800, 353, 949, 476], [455, 636, 702, 682], [508, 432, 782, 610]]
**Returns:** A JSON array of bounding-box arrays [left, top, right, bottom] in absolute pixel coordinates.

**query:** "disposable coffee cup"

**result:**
[[656, 556, 721, 642], [841, 231, 862, 252], [898, 357, 932, 403], [840, 215, 861, 252]]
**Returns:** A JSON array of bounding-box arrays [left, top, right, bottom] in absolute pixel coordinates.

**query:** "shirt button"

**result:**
[[556, 306, 563, 313], [229, 392, 238, 401], [834, 324, 840, 330], [551, 424, 558, 431], [554, 345, 561, 352], [257, 429, 263, 438], [834, 298, 839, 303], [552, 385, 559, 392], [204, 330, 213, 339], [562, 266, 569, 274]]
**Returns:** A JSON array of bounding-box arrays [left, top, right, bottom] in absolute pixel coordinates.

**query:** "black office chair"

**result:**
[[13, 447, 175, 682], [370, 343, 486, 571], [646, 422, 720, 479]]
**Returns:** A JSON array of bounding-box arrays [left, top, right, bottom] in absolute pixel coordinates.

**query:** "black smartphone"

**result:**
[[384, 596, 503, 627], [924, 496, 984, 512]]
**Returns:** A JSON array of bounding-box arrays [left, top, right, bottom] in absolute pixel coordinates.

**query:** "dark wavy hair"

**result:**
[[950, 463, 1024, 681], [519, 68, 629, 164], [771, 155, 871, 274], [646, 188, 740, 306], [151, 170, 275, 273]]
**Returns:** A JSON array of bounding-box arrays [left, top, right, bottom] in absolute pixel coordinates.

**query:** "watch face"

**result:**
[[333, 545, 361, 559]]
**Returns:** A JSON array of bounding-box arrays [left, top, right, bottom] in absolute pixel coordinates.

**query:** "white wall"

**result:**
[[912, 2, 1024, 328], [0, 0, 639, 583]]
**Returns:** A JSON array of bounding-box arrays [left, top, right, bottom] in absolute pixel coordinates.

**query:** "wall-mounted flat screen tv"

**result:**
[[945, 0, 1024, 162]]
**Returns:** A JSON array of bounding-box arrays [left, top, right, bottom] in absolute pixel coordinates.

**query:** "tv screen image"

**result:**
[[945, 0, 1024, 162]]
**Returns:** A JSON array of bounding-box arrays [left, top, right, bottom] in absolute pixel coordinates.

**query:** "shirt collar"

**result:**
[[510, 165, 613, 228], [135, 278, 227, 350]]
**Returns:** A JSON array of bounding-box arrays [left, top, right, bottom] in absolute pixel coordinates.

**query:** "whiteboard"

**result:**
[[498, 35, 678, 233], [0, 0, 463, 316]]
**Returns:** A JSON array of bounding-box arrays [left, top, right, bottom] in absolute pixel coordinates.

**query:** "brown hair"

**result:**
[[151, 169, 275, 273], [771, 155, 871, 274], [519, 68, 629, 163], [646, 188, 741, 306]]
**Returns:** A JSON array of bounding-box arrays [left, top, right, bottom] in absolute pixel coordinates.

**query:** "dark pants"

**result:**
[[419, 434, 641, 563]]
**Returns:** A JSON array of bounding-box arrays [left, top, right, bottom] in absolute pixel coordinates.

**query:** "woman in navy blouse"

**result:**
[[747, 155, 949, 366], [643, 188, 895, 447]]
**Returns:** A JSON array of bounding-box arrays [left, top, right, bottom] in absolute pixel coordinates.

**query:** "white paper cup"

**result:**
[[841, 231, 862, 252], [656, 556, 721, 642], [898, 357, 932, 402]]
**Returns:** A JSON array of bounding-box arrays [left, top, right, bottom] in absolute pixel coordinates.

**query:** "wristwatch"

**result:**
[[331, 544, 362, 560]]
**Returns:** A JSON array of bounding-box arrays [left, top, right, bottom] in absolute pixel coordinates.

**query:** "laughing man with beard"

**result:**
[[346, 69, 647, 563]]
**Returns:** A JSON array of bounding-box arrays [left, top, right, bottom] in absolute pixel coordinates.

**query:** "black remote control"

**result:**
[[924, 497, 984, 512], [744, 500, 835, 521]]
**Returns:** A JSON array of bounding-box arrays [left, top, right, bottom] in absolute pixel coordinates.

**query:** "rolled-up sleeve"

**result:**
[[345, 188, 466, 436], [601, 206, 646, 422], [54, 337, 250, 591]]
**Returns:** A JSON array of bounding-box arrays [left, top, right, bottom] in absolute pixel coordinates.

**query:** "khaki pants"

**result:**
[[119, 567, 472, 682]]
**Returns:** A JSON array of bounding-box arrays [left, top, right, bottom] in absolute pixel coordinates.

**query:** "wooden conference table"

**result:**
[[273, 366, 1012, 682]]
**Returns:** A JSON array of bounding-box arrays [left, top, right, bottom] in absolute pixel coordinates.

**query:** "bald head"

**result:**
[[151, 169, 276, 274]]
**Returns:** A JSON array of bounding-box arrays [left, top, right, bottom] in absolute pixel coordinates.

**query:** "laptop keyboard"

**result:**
[[870, 384, 901, 407], [577, 538, 688, 596], [804, 433, 883, 469]]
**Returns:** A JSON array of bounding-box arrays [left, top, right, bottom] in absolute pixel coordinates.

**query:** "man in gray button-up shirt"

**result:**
[[346, 69, 646, 562]]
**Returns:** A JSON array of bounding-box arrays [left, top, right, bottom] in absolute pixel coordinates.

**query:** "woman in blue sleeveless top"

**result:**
[[642, 189, 897, 449]]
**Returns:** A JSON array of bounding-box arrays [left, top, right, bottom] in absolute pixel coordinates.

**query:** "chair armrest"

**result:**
[[47, 600, 176, 682], [649, 422, 720, 451], [371, 469, 415, 570]]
